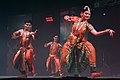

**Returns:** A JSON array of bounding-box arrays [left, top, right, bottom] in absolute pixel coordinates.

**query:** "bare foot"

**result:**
[[91, 72, 102, 78], [59, 73, 63, 78], [17, 75, 27, 78], [74, 74, 81, 77]]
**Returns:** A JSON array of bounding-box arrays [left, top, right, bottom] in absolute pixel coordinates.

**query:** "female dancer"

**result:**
[[62, 6, 115, 78]]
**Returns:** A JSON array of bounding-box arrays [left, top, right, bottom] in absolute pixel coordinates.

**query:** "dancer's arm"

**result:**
[[12, 29, 22, 39], [89, 24, 115, 37], [64, 15, 80, 22], [58, 43, 63, 50], [44, 42, 52, 47], [30, 29, 38, 35], [30, 29, 38, 40]]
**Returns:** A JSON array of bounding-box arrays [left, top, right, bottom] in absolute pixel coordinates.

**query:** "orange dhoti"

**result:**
[[25, 47, 35, 75], [46, 54, 62, 74], [13, 46, 35, 75]]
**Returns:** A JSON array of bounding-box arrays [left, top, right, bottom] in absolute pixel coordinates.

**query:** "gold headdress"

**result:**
[[84, 6, 90, 12]]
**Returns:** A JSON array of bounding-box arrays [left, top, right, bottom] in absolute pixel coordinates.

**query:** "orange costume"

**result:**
[[12, 29, 36, 76], [44, 36, 63, 76], [62, 18, 96, 74], [62, 6, 115, 77]]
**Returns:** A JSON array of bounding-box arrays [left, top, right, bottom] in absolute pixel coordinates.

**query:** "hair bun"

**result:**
[[84, 6, 90, 12], [84, 6, 89, 9]]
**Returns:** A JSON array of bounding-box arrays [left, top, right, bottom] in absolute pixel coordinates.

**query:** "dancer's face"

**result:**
[[81, 11, 91, 20], [53, 36, 58, 42], [24, 22, 32, 31]]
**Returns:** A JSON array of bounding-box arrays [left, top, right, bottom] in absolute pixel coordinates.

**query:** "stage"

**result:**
[[0, 76, 120, 80]]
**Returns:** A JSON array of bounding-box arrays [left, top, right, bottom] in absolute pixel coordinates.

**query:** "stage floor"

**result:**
[[0, 76, 120, 79]]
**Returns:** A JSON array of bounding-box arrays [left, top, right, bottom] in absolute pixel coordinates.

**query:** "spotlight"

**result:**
[[103, 13, 106, 16]]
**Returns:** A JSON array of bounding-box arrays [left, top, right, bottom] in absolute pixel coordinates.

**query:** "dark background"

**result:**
[[0, 0, 120, 77]]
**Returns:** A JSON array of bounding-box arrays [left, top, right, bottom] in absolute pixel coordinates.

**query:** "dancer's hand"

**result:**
[[64, 15, 71, 21], [30, 29, 38, 39], [106, 29, 115, 37], [34, 29, 38, 33], [44, 43, 48, 47], [11, 35, 19, 39], [33, 29, 38, 35]]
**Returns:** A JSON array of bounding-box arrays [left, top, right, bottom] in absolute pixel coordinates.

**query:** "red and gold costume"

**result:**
[[45, 40, 62, 75], [13, 29, 36, 76], [62, 18, 96, 74]]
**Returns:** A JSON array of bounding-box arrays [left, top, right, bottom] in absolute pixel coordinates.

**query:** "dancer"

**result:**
[[12, 20, 38, 77], [62, 6, 115, 78], [44, 35, 63, 77]]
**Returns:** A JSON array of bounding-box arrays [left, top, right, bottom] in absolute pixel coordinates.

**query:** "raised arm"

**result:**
[[30, 29, 38, 35], [64, 15, 80, 22], [11, 29, 22, 39], [30, 29, 38, 40], [44, 42, 52, 47]]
